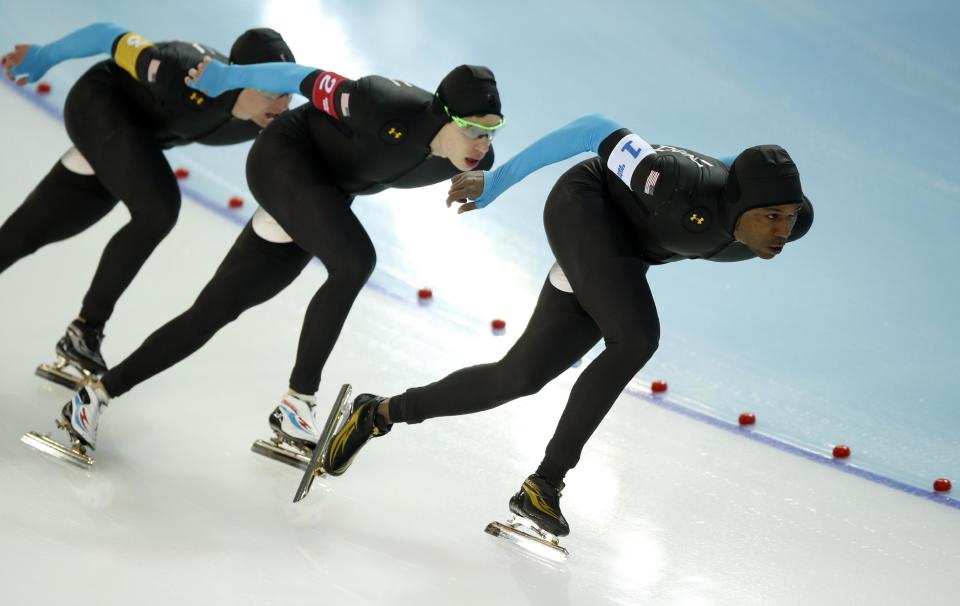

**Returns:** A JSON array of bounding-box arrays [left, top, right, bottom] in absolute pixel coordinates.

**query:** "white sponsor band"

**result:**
[[606, 133, 655, 190]]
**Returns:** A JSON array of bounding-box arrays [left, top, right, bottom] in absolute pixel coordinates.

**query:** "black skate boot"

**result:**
[[56, 319, 108, 375], [325, 393, 391, 476], [509, 474, 570, 537], [36, 320, 108, 390]]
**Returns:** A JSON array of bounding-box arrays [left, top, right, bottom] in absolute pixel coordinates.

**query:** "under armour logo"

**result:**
[[189, 92, 205, 105], [380, 121, 406, 144], [689, 213, 705, 225]]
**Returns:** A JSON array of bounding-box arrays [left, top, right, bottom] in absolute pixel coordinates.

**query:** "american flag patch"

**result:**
[[644, 170, 660, 195]]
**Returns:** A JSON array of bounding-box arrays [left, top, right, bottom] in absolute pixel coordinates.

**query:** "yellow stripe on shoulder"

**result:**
[[113, 32, 155, 80]]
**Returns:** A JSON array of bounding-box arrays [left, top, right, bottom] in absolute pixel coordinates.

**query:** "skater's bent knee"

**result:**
[[326, 247, 376, 287], [617, 337, 659, 369], [128, 197, 182, 237]]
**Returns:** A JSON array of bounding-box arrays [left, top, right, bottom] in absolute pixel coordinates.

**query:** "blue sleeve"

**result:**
[[11, 22, 128, 84], [188, 60, 317, 97], [472, 114, 624, 209]]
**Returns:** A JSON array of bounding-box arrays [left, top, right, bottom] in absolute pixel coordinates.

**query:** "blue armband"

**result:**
[[189, 60, 315, 97], [472, 113, 623, 209], [12, 22, 128, 84]]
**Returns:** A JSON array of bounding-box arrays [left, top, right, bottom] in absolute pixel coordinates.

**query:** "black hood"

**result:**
[[720, 145, 804, 234]]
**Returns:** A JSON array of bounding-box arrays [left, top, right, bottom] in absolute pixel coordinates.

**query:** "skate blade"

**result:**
[[293, 383, 352, 503], [485, 519, 569, 560], [35, 362, 90, 391], [251, 438, 311, 470], [21, 431, 94, 467]]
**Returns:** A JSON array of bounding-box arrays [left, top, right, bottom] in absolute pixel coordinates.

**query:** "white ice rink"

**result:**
[[1, 77, 959, 606]]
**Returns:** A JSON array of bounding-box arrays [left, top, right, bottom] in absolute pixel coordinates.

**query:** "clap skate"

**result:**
[[251, 385, 351, 471], [35, 320, 108, 391], [22, 384, 108, 467], [484, 475, 570, 559], [292, 391, 392, 502], [324, 392, 391, 477], [251, 392, 323, 469], [291, 384, 354, 502]]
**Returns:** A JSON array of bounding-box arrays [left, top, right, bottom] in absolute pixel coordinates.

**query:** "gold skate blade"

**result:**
[[21, 431, 94, 467], [484, 521, 569, 560], [293, 383, 352, 503], [35, 363, 88, 391], [251, 439, 311, 469]]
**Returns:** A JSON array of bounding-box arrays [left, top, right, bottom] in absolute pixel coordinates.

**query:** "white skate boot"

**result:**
[[22, 382, 110, 467], [251, 393, 322, 469]]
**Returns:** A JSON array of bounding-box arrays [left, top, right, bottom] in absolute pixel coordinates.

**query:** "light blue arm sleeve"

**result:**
[[472, 113, 624, 209], [11, 22, 128, 84], [188, 60, 316, 97]]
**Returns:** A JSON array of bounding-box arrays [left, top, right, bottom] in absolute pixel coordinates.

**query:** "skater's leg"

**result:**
[[100, 223, 311, 397], [71, 130, 180, 328], [287, 205, 375, 395], [324, 276, 601, 476], [536, 258, 659, 480], [390, 277, 601, 424], [246, 135, 376, 396], [60, 75, 181, 329], [0, 157, 117, 275], [503, 262, 655, 538]]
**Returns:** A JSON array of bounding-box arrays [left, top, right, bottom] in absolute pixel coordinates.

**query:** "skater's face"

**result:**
[[234, 88, 292, 127], [733, 203, 803, 259], [430, 114, 499, 171]]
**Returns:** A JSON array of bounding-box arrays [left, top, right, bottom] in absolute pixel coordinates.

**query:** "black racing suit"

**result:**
[[0, 32, 260, 329], [100, 70, 494, 397], [387, 128, 814, 481]]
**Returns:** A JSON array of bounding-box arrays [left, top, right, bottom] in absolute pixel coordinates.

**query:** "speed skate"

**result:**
[[250, 384, 351, 478], [292, 384, 352, 502], [21, 418, 94, 467], [35, 322, 108, 391], [22, 387, 105, 467], [485, 515, 570, 559], [35, 355, 95, 391]]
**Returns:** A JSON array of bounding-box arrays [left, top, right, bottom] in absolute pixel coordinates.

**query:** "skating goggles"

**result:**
[[439, 98, 505, 140]]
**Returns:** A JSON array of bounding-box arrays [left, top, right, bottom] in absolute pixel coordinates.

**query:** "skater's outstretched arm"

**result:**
[[185, 56, 321, 98], [446, 114, 627, 212], [185, 57, 363, 129], [1, 22, 135, 85]]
